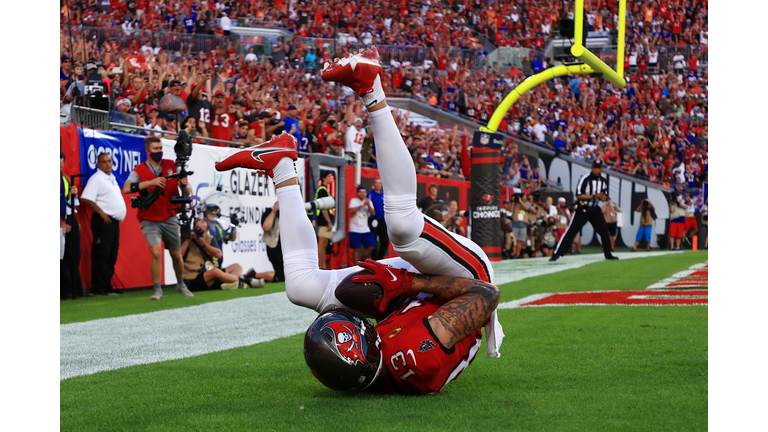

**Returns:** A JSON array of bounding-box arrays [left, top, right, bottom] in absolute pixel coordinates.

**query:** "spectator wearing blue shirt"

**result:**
[[282, 105, 301, 143], [553, 133, 567, 153], [366, 178, 388, 260], [532, 56, 543, 74], [183, 16, 196, 33], [60, 55, 72, 83], [519, 157, 530, 185], [305, 48, 317, 71], [446, 93, 457, 112], [626, 84, 637, 100], [570, 77, 582, 101], [684, 168, 698, 190]]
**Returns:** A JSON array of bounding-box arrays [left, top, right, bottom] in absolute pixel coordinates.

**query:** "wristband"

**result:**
[[130, 182, 140, 193]]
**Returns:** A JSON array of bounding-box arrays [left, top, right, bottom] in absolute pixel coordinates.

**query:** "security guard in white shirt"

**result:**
[[80, 152, 127, 295]]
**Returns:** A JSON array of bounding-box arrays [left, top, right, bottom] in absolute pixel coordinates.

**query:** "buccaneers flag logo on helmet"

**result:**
[[322, 319, 371, 366]]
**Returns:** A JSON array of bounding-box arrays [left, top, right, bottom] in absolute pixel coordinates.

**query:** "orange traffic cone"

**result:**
[[692, 236, 698, 252]]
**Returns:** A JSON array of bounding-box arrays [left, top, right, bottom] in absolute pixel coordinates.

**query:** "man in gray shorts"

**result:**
[[123, 136, 195, 300]]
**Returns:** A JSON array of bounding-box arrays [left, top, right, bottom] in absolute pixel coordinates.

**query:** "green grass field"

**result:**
[[60, 251, 707, 431]]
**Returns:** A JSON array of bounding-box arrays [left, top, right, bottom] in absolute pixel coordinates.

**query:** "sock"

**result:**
[[276, 184, 334, 312], [272, 157, 297, 185], [153, 282, 162, 290], [362, 75, 386, 109], [367, 105, 415, 197], [276, 184, 317, 253], [367, 104, 422, 246]]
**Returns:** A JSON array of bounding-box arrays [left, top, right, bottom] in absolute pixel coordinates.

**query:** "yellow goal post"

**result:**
[[481, 0, 626, 134]]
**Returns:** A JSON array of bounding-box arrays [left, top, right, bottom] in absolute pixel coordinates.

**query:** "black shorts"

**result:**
[[185, 271, 221, 292], [606, 222, 617, 236], [267, 246, 285, 282]]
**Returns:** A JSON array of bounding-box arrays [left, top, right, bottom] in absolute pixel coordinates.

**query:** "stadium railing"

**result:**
[[298, 38, 489, 71], [64, 25, 235, 56], [71, 106, 112, 131], [593, 44, 708, 73], [64, 25, 493, 71]]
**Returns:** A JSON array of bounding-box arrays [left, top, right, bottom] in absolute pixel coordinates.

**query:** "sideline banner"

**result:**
[[79, 128, 145, 186], [161, 141, 306, 283]]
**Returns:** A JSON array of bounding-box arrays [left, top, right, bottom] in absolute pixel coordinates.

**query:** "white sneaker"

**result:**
[[221, 281, 240, 290], [176, 284, 195, 297], [248, 278, 265, 288], [151, 288, 163, 300]]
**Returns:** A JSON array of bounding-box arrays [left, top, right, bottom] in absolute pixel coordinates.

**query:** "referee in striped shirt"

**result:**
[[550, 159, 619, 262]]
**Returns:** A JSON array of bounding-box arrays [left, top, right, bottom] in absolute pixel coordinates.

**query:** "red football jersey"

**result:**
[[210, 112, 235, 147], [373, 293, 483, 395]]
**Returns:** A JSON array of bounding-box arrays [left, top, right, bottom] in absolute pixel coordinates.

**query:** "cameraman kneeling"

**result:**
[[182, 219, 260, 291], [123, 136, 194, 300]]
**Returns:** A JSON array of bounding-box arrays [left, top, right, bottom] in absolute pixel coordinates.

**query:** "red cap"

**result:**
[[214, 90, 226, 97]]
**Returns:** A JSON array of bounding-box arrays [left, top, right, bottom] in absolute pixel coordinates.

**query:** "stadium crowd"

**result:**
[[61, 0, 708, 261], [61, 0, 708, 50]]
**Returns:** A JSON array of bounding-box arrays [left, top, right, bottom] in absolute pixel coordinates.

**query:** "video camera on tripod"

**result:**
[[131, 131, 195, 225]]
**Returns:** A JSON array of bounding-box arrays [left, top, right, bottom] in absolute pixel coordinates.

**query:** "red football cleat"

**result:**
[[320, 47, 382, 97], [214, 131, 297, 177]]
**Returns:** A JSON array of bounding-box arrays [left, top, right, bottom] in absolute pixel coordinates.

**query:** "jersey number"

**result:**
[[213, 113, 229, 128], [390, 350, 418, 381], [198, 107, 210, 124]]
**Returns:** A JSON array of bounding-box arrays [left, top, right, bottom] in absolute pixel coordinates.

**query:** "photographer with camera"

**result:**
[[204, 204, 237, 267], [122, 136, 195, 300], [348, 185, 376, 263], [442, 200, 466, 236], [554, 197, 571, 240], [602, 198, 622, 252], [540, 217, 558, 257], [182, 219, 261, 291], [668, 192, 687, 251], [509, 193, 532, 258], [633, 198, 656, 252]]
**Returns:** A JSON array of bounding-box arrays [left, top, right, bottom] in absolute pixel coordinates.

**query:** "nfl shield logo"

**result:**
[[480, 134, 489, 145]]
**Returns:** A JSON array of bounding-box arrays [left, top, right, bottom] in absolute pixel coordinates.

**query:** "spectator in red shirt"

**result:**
[[210, 90, 243, 146]]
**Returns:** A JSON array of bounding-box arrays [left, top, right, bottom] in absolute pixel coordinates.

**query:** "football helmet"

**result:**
[[303, 308, 383, 391]]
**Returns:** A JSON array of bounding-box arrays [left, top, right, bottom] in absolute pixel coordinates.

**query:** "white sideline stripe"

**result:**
[[491, 250, 680, 287], [646, 261, 709, 289], [60, 293, 317, 380], [647, 282, 707, 289], [497, 293, 552, 309], [60, 250, 682, 380]]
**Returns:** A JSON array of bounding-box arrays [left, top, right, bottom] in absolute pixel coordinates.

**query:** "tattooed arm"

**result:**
[[353, 260, 500, 348], [412, 275, 500, 349]]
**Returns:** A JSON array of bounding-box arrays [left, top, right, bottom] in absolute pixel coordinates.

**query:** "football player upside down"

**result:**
[[215, 46, 505, 394]]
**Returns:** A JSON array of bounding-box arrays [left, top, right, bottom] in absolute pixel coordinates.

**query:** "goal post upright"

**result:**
[[480, 0, 627, 135]]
